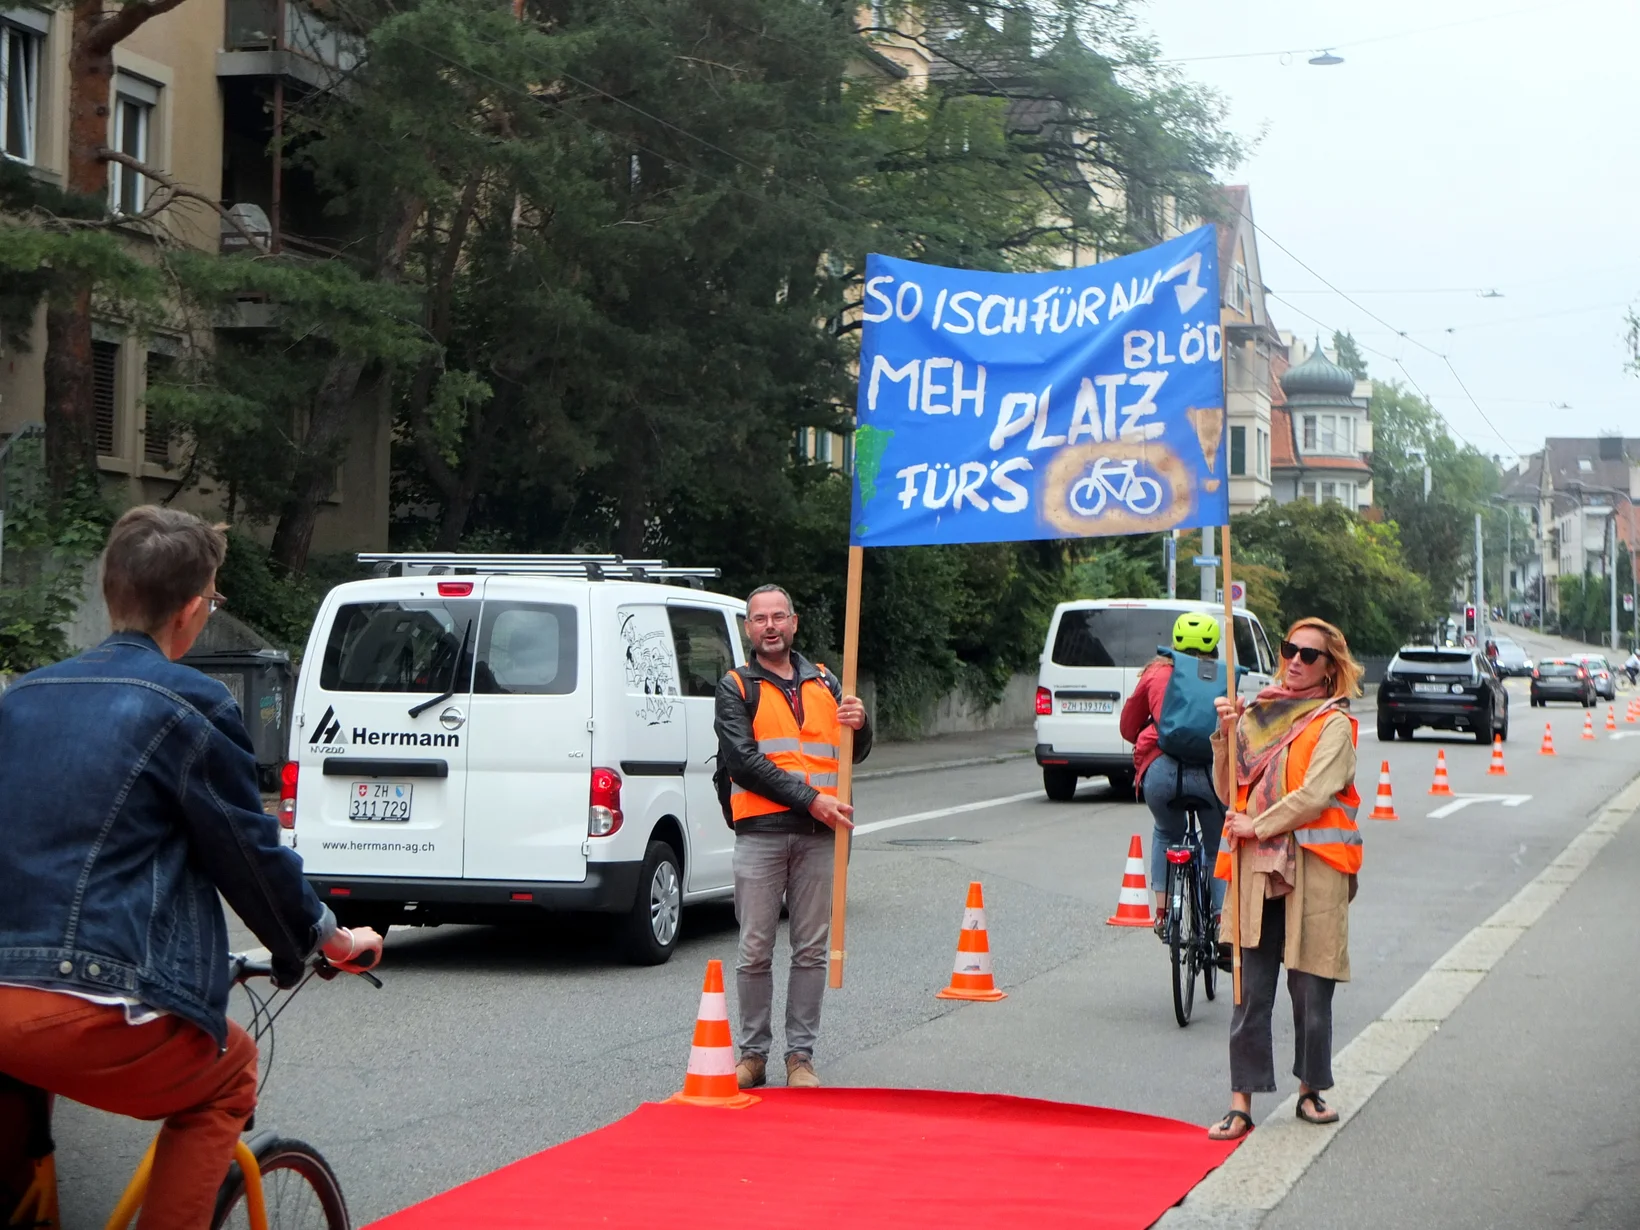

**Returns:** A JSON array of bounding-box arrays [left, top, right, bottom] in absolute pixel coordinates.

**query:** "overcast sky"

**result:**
[[1138, 0, 1638, 464]]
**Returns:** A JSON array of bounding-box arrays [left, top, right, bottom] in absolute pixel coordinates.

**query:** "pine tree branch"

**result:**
[[84, 0, 194, 56]]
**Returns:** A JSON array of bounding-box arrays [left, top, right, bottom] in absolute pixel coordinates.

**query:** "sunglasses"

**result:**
[[1280, 640, 1331, 666], [204, 591, 227, 615]]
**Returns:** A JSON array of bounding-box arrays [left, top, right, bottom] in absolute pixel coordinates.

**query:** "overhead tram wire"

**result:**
[[1245, 211, 1516, 455]]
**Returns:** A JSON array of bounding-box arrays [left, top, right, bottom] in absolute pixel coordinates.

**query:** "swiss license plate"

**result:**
[[1412, 683, 1450, 695], [1059, 699, 1114, 714], [350, 781, 413, 822]]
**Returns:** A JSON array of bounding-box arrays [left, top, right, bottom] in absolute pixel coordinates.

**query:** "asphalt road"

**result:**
[[52, 662, 1640, 1227]]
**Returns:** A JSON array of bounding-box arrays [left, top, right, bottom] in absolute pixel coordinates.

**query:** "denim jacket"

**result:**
[[0, 634, 332, 1046]]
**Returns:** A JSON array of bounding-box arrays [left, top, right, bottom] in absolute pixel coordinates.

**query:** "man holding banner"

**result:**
[[831, 225, 1243, 1006]]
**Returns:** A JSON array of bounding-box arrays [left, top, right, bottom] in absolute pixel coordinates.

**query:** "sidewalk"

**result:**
[[1262, 785, 1640, 1230], [856, 726, 1036, 780]]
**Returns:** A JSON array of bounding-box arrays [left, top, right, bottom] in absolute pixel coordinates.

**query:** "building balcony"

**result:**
[[220, 0, 362, 90]]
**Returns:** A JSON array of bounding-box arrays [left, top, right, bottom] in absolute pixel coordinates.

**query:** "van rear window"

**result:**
[[321, 601, 477, 693], [1052, 609, 1185, 668]]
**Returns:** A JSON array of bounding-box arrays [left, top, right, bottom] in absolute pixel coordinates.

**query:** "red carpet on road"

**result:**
[[366, 1088, 1238, 1229]]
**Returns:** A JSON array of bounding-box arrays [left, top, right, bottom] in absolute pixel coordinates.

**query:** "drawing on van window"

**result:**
[[474, 604, 578, 695], [321, 601, 475, 693], [619, 608, 679, 725]]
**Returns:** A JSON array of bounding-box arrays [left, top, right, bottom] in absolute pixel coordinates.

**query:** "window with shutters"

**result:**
[[143, 351, 174, 465], [92, 340, 120, 457]]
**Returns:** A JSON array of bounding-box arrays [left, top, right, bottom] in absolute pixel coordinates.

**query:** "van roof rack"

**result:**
[[356, 552, 720, 587]]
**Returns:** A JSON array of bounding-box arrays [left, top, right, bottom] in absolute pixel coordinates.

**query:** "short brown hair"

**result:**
[[102, 506, 228, 634], [1279, 616, 1364, 699]]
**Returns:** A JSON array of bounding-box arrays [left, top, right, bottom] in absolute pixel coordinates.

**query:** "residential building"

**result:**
[[1267, 335, 1374, 513], [1215, 186, 1277, 513], [0, 0, 385, 554], [1500, 435, 1639, 623]]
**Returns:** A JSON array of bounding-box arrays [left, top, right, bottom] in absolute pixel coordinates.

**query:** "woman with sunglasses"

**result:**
[[1205, 617, 1364, 1142]]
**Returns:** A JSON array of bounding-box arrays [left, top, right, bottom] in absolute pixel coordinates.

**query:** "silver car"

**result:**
[[1573, 654, 1618, 702]]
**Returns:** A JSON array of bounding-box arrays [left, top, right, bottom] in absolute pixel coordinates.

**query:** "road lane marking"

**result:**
[[854, 790, 1044, 836], [1426, 793, 1532, 819], [1159, 768, 1640, 1228]]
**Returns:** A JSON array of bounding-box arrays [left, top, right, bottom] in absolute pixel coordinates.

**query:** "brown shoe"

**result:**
[[735, 1054, 767, 1090], [785, 1053, 821, 1089]]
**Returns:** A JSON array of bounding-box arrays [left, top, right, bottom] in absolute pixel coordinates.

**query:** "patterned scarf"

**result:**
[[1235, 683, 1344, 818]]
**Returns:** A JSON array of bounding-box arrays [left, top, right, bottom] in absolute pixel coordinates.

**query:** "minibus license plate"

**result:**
[[350, 782, 413, 822], [1060, 699, 1114, 714]]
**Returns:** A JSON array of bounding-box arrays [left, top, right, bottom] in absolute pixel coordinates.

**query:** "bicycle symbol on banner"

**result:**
[[1067, 457, 1165, 518]]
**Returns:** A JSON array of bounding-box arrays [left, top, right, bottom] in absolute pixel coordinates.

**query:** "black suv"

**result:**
[[1530, 659, 1597, 708], [1378, 647, 1509, 744]]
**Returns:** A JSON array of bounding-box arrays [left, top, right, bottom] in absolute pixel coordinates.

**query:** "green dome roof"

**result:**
[[1281, 345, 1357, 400]]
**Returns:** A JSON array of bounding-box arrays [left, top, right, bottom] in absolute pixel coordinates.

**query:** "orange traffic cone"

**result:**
[[1368, 759, 1399, 821], [1428, 749, 1454, 796], [1106, 835, 1156, 928], [1607, 706, 1618, 732], [665, 959, 758, 1109], [936, 881, 1007, 1001], [1487, 735, 1507, 776], [1539, 723, 1556, 756], [1627, 699, 1637, 724], [1583, 712, 1596, 740]]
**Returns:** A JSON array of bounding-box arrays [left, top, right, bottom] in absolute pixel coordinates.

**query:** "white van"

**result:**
[[279, 553, 748, 964], [1034, 598, 1278, 802]]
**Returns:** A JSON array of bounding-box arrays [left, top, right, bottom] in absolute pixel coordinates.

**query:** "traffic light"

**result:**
[[1464, 604, 1476, 633]]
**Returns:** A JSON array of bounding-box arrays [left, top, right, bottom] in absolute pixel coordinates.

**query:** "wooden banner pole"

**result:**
[[1221, 522, 1242, 1005], [828, 544, 865, 990]]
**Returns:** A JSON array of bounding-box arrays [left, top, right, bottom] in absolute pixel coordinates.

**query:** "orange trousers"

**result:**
[[0, 986, 256, 1229]]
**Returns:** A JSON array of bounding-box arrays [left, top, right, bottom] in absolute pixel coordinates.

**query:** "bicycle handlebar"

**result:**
[[228, 950, 381, 987]]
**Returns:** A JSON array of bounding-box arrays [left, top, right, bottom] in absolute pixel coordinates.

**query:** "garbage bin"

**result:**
[[182, 648, 294, 791]]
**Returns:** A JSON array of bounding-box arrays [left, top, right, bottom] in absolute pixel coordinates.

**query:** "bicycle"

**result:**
[[1067, 457, 1165, 518], [4, 950, 380, 1229], [1162, 793, 1219, 1027]]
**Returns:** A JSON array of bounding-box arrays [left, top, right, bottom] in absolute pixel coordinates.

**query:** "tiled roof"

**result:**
[[1270, 406, 1298, 467], [1216, 185, 1248, 271]]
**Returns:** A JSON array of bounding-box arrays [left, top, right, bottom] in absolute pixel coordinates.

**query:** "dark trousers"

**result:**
[[1229, 896, 1336, 1094]]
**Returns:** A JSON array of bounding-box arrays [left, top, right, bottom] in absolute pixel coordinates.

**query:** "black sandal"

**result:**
[[1296, 1091, 1339, 1124], [1207, 1109, 1254, 1141]]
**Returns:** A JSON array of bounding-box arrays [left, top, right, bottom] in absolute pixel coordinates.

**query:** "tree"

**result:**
[[1331, 331, 1368, 381], [1231, 500, 1432, 655]]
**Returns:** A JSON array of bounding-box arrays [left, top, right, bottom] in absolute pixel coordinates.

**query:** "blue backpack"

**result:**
[[1154, 648, 1241, 766]]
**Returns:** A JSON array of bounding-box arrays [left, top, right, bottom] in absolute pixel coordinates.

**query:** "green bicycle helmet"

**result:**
[[1172, 611, 1221, 656]]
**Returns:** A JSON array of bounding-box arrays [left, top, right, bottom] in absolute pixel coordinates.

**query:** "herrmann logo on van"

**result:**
[[305, 706, 460, 750]]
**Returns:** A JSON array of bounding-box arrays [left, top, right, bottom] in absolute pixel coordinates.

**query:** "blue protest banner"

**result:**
[[850, 226, 1227, 548]]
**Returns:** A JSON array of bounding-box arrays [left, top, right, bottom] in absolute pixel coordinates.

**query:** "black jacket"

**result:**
[[714, 653, 873, 835]]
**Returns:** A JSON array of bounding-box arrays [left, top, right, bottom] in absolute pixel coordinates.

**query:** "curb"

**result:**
[[855, 749, 1034, 782]]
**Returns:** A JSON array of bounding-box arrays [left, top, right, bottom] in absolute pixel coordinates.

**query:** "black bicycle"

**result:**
[[1163, 793, 1219, 1027]]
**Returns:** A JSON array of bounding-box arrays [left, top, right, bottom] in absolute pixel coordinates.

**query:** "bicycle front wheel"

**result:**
[[1167, 863, 1196, 1027], [212, 1136, 349, 1230]]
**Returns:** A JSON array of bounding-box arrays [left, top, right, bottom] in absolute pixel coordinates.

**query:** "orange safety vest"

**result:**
[[728, 670, 843, 822], [1215, 710, 1362, 880]]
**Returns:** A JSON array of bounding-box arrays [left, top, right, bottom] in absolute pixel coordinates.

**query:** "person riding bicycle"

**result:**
[[1623, 650, 1639, 686], [0, 506, 382, 1228], [1119, 612, 1230, 939]]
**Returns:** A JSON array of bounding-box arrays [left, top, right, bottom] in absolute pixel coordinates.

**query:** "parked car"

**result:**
[[1490, 637, 1531, 678], [1530, 658, 1597, 708], [1034, 599, 1277, 802], [1377, 646, 1509, 744], [282, 553, 746, 964], [1572, 654, 1617, 701]]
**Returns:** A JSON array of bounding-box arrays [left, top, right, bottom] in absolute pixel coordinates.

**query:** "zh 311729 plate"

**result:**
[[350, 781, 412, 822]]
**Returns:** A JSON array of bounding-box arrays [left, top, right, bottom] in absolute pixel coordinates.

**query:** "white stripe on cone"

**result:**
[[696, 991, 728, 1022], [686, 1045, 737, 1077], [962, 908, 987, 930], [1116, 883, 1149, 906], [954, 948, 994, 976]]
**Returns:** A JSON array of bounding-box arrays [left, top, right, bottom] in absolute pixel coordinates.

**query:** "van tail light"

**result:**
[[1035, 686, 1053, 716], [588, 767, 624, 837], [277, 761, 298, 829]]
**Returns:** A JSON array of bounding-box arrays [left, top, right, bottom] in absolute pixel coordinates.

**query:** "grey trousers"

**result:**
[[733, 831, 833, 1061], [1229, 896, 1336, 1094]]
